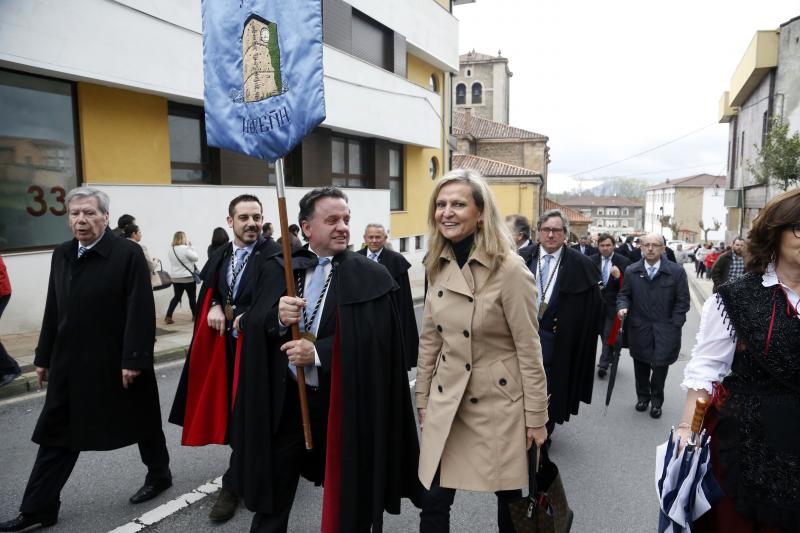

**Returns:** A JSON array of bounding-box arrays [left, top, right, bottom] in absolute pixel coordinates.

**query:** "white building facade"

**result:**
[[0, 0, 459, 335]]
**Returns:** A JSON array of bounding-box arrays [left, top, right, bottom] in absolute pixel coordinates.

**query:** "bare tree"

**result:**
[[698, 218, 721, 242]]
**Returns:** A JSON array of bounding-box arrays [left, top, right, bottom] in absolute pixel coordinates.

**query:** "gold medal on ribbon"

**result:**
[[224, 303, 234, 321], [300, 331, 317, 345], [537, 301, 548, 320]]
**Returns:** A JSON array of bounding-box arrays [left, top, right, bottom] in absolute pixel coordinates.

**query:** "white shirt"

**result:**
[[77, 233, 105, 257], [682, 265, 800, 394], [644, 259, 661, 278], [367, 247, 383, 261], [227, 241, 256, 289], [536, 245, 564, 305]]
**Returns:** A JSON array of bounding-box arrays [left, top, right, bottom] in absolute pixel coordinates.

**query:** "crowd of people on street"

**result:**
[[0, 176, 797, 533]]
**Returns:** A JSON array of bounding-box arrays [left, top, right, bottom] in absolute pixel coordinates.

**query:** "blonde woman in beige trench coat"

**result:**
[[416, 169, 549, 533]]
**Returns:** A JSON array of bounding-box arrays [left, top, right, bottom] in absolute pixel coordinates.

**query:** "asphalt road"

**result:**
[[0, 290, 705, 533]]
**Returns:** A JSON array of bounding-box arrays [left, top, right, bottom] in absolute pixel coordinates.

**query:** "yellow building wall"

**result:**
[[78, 83, 171, 184], [434, 0, 449, 11], [489, 182, 538, 222], [391, 53, 449, 238]]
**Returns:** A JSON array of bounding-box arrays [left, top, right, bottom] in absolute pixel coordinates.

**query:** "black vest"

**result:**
[[716, 273, 800, 528]]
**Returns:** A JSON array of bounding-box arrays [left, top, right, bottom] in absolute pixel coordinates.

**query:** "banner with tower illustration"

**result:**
[[202, 0, 325, 161]]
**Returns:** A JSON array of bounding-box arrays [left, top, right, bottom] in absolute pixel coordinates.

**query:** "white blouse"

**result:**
[[682, 265, 800, 394]]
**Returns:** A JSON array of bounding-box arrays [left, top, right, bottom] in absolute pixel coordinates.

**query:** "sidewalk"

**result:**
[[0, 280, 427, 401], [684, 261, 714, 304]]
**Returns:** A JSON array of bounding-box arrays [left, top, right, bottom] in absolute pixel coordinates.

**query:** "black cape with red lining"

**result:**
[[357, 246, 419, 370], [230, 249, 421, 532], [519, 243, 603, 425]]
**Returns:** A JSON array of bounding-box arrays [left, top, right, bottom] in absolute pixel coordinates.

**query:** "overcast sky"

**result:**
[[455, 0, 800, 193]]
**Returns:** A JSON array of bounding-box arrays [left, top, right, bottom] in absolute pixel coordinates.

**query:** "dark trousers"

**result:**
[[0, 295, 20, 376], [419, 468, 521, 533], [597, 313, 616, 369], [166, 282, 197, 318], [250, 378, 329, 533], [633, 359, 669, 408], [19, 431, 170, 515]]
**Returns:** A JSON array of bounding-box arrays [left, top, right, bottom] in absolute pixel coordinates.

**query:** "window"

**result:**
[[466, 68, 472, 78], [740, 131, 745, 162], [607, 208, 619, 216], [331, 136, 367, 187], [597, 208, 604, 215], [429, 156, 439, 179], [471, 83, 482, 104], [0, 69, 80, 252], [429, 74, 439, 93], [415, 235, 424, 250], [399, 237, 408, 253], [389, 146, 403, 210], [351, 11, 391, 70], [456, 83, 466, 105], [761, 112, 769, 147], [168, 103, 213, 184], [622, 208, 629, 216]]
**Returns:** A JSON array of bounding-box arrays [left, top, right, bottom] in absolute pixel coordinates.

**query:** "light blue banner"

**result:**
[[202, 0, 326, 161]]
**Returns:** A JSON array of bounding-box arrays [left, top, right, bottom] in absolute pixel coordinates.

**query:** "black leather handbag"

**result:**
[[152, 260, 172, 291], [508, 446, 574, 533]]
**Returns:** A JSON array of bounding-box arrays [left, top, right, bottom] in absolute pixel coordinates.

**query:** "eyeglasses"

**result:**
[[540, 227, 564, 235], [641, 243, 664, 249]]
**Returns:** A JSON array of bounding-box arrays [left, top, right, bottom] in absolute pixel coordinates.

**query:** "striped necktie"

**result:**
[[78, 246, 87, 259]]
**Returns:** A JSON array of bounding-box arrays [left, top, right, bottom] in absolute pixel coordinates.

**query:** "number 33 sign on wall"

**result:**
[[26, 185, 67, 217]]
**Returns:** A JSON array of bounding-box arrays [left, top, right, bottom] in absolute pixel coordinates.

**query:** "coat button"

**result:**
[[463, 330, 469, 338], [438, 385, 443, 393], [470, 397, 478, 404], [437, 325, 442, 332], [468, 297, 473, 303], [465, 363, 471, 371], [499, 378, 507, 386], [438, 290, 443, 297]]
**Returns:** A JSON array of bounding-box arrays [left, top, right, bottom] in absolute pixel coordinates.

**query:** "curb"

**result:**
[[0, 347, 189, 402]]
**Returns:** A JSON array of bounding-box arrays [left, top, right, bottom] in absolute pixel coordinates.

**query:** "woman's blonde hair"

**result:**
[[424, 169, 515, 283], [172, 231, 188, 246]]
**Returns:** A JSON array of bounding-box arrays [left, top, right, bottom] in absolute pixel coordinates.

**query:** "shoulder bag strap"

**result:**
[[172, 245, 194, 275]]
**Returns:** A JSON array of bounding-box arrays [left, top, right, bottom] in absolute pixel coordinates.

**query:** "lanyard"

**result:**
[[227, 250, 250, 304], [537, 251, 562, 304], [296, 266, 335, 333]]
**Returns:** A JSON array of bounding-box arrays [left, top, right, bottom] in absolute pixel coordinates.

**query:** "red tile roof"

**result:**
[[453, 111, 548, 141], [559, 196, 643, 208], [452, 154, 541, 178], [645, 174, 726, 191], [544, 198, 592, 223]]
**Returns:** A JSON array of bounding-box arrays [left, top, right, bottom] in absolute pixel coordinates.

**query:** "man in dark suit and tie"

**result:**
[[592, 233, 630, 378], [169, 194, 280, 523], [616, 235, 636, 258], [357, 223, 418, 369], [572, 233, 598, 256]]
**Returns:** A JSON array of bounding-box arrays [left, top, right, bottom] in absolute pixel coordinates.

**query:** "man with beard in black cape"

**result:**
[[232, 188, 420, 533], [168, 194, 279, 523], [357, 223, 418, 370], [519, 209, 603, 436]]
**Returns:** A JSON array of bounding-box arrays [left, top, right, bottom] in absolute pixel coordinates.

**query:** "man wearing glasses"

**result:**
[[617, 234, 689, 419], [519, 209, 603, 437]]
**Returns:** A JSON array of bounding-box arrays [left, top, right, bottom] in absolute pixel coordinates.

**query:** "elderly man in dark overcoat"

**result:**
[[169, 194, 280, 523], [357, 223, 418, 370], [519, 209, 603, 435], [231, 188, 420, 533], [0, 187, 170, 532], [617, 233, 690, 419]]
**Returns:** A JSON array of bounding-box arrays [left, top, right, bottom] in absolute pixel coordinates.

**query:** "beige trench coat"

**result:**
[[416, 247, 548, 491]]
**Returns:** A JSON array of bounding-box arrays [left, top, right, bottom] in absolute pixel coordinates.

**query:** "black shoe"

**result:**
[[129, 478, 172, 504], [635, 400, 649, 412], [0, 372, 20, 388], [650, 406, 663, 419], [0, 512, 58, 531], [597, 367, 607, 378], [209, 487, 238, 522]]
